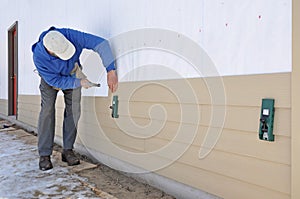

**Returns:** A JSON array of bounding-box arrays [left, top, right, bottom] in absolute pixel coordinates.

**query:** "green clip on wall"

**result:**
[[259, 98, 275, 141], [110, 95, 119, 118]]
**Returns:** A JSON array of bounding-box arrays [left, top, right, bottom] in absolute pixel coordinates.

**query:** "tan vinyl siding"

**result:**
[[91, 72, 290, 198], [17, 95, 40, 127], [16, 72, 291, 198], [157, 162, 290, 199], [292, 0, 300, 198], [0, 99, 8, 115]]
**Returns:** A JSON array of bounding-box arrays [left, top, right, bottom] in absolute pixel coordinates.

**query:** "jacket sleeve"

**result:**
[[33, 56, 81, 90], [66, 28, 116, 72]]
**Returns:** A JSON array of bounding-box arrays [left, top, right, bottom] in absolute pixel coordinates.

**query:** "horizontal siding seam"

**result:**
[[91, 125, 291, 166], [89, 113, 290, 137], [116, 100, 291, 108], [117, 101, 291, 109]]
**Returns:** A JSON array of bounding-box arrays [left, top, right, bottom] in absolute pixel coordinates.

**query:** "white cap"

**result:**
[[43, 30, 75, 60]]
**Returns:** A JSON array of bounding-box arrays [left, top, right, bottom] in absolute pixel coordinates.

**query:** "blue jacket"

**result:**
[[32, 26, 116, 90]]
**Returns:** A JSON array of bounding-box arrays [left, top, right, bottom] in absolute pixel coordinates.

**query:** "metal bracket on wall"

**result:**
[[110, 95, 119, 118], [259, 98, 275, 141]]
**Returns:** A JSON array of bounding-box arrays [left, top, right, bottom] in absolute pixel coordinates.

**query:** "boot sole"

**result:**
[[39, 164, 53, 171], [61, 154, 80, 166]]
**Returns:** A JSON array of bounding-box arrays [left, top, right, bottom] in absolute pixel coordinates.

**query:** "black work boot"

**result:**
[[61, 149, 80, 166], [39, 156, 53, 171]]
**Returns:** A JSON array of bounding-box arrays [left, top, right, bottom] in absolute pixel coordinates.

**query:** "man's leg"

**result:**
[[38, 78, 58, 156], [61, 87, 81, 166], [62, 87, 81, 150]]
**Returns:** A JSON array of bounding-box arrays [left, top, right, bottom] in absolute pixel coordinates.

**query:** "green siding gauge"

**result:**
[[259, 98, 275, 141], [110, 95, 119, 118]]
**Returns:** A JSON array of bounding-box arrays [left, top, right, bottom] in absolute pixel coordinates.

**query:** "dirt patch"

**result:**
[[54, 144, 175, 198], [78, 164, 175, 199]]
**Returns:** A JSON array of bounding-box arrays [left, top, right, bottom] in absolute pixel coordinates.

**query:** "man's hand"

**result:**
[[107, 70, 118, 93]]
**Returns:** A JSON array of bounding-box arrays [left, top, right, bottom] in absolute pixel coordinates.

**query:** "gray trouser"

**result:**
[[38, 78, 81, 156]]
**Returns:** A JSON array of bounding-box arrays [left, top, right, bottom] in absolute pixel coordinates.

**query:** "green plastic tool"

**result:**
[[259, 98, 275, 141], [110, 95, 119, 118]]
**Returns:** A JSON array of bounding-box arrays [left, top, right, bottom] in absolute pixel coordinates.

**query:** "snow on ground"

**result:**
[[0, 128, 101, 199]]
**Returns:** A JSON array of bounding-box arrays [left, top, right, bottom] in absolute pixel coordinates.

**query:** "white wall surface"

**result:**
[[0, 0, 292, 98], [111, 0, 292, 81], [0, 0, 110, 98]]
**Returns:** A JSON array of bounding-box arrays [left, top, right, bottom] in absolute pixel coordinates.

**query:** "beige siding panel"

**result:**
[[200, 105, 290, 136], [273, 108, 291, 137], [78, 119, 145, 152], [96, 113, 205, 149], [118, 101, 181, 120], [117, 73, 290, 108], [18, 95, 40, 105], [77, 124, 154, 167], [18, 103, 40, 120], [89, 113, 200, 146], [77, 123, 122, 150], [18, 109, 39, 127], [55, 107, 66, 120], [17, 95, 290, 167], [145, 138, 290, 194], [109, 143, 145, 153], [94, 112, 290, 164], [144, 126, 290, 165], [118, 102, 200, 125], [211, 129, 291, 165], [181, 146, 290, 194], [157, 162, 290, 199], [292, 0, 300, 198], [80, 110, 105, 126], [95, 112, 155, 128], [0, 99, 8, 115], [94, 112, 187, 141], [188, 73, 291, 107], [102, 100, 290, 136], [55, 126, 63, 137], [18, 102, 40, 112], [222, 73, 291, 108], [73, 122, 103, 147], [80, 96, 112, 113], [18, 95, 40, 127], [18, 115, 36, 127], [101, 126, 145, 151], [56, 96, 66, 108]]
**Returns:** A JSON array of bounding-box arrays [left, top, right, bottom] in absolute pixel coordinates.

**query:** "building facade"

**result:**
[[1, 0, 298, 198]]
